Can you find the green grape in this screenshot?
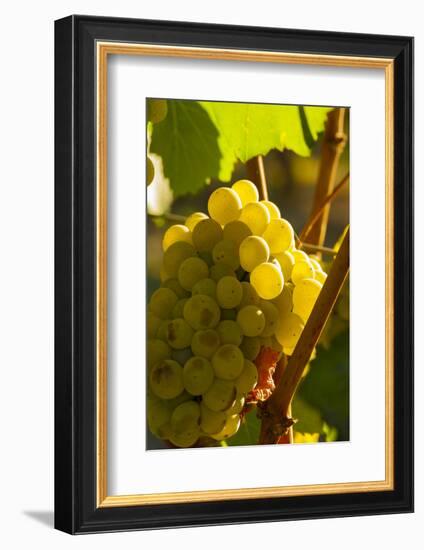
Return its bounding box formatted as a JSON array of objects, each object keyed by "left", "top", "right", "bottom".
[
  {"left": 220, "top": 308, "right": 237, "bottom": 320},
  {"left": 207, "top": 187, "right": 242, "bottom": 225},
  {"left": 183, "top": 356, "right": 214, "bottom": 395},
  {"left": 149, "top": 287, "right": 178, "bottom": 319},
  {"left": 210, "top": 414, "right": 241, "bottom": 441},
  {"left": 293, "top": 278, "right": 322, "bottom": 322},
  {"left": 216, "top": 276, "right": 243, "bottom": 309},
  {"left": 169, "top": 428, "right": 200, "bottom": 448},
  {"left": 222, "top": 220, "right": 252, "bottom": 248},
  {"left": 163, "top": 241, "right": 196, "bottom": 278},
  {"left": 202, "top": 378, "right": 236, "bottom": 412},
  {"left": 210, "top": 262, "right": 236, "bottom": 282},
  {"left": 156, "top": 319, "right": 170, "bottom": 342},
  {"left": 159, "top": 264, "right": 172, "bottom": 283},
  {"left": 231, "top": 179, "right": 259, "bottom": 206},
  {"left": 315, "top": 270, "right": 327, "bottom": 285},
  {"left": 171, "top": 298, "right": 188, "bottom": 319},
  {"left": 237, "top": 305, "right": 266, "bottom": 337},
  {"left": 147, "top": 156, "right": 155, "bottom": 186},
  {"left": 217, "top": 320, "right": 243, "bottom": 346},
  {"left": 163, "top": 278, "right": 190, "bottom": 299},
  {"left": 198, "top": 251, "right": 214, "bottom": 267},
  {"left": 250, "top": 262, "right": 284, "bottom": 300},
  {"left": 275, "top": 312, "right": 304, "bottom": 348},
  {"left": 170, "top": 401, "right": 201, "bottom": 448},
  {"left": 239, "top": 202, "right": 270, "bottom": 235},
  {"left": 239, "top": 235, "right": 270, "bottom": 272},
  {"left": 212, "top": 344, "right": 244, "bottom": 380},
  {"left": 309, "top": 257, "right": 323, "bottom": 272},
  {"left": 262, "top": 218, "right": 294, "bottom": 254},
  {"left": 227, "top": 393, "right": 245, "bottom": 415},
  {"left": 192, "top": 218, "right": 223, "bottom": 252},
  {"left": 291, "top": 260, "right": 315, "bottom": 285},
  {"left": 259, "top": 300, "right": 280, "bottom": 337},
  {"left": 162, "top": 224, "right": 192, "bottom": 251},
  {"left": 147, "top": 98, "right": 168, "bottom": 123},
  {"left": 291, "top": 249, "right": 310, "bottom": 263},
  {"left": 260, "top": 200, "right": 280, "bottom": 219},
  {"left": 212, "top": 239, "right": 240, "bottom": 270},
  {"left": 192, "top": 277, "right": 217, "bottom": 299},
  {"left": 272, "top": 284, "right": 293, "bottom": 318},
  {"left": 274, "top": 250, "right": 295, "bottom": 281},
  {"left": 149, "top": 359, "right": 184, "bottom": 399},
  {"left": 183, "top": 294, "right": 221, "bottom": 330},
  {"left": 147, "top": 339, "right": 171, "bottom": 371},
  {"left": 147, "top": 311, "right": 161, "bottom": 338},
  {"left": 147, "top": 396, "right": 172, "bottom": 438},
  {"left": 178, "top": 256, "right": 209, "bottom": 290},
  {"left": 185, "top": 211, "right": 208, "bottom": 232},
  {"left": 235, "top": 359, "right": 258, "bottom": 394},
  {"left": 171, "top": 347, "right": 192, "bottom": 365},
  {"left": 191, "top": 329, "right": 220, "bottom": 359},
  {"left": 200, "top": 402, "right": 226, "bottom": 434},
  {"left": 165, "top": 318, "right": 194, "bottom": 349},
  {"left": 240, "top": 336, "right": 261, "bottom": 361},
  {"left": 238, "top": 281, "right": 260, "bottom": 309}
]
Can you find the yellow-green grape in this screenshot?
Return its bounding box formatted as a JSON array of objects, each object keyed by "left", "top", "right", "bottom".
[
  {"left": 185, "top": 211, "right": 208, "bottom": 232},
  {"left": 147, "top": 311, "right": 161, "bottom": 338},
  {"left": 239, "top": 235, "right": 270, "bottom": 272},
  {"left": 239, "top": 202, "right": 270, "bottom": 235},
  {"left": 309, "top": 258, "right": 323, "bottom": 272},
  {"left": 217, "top": 320, "right": 243, "bottom": 346},
  {"left": 227, "top": 393, "right": 245, "bottom": 415},
  {"left": 250, "top": 262, "right": 284, "bottom": 300},
  {"left": 202, "top": 379, "right": 236, "bottom": 412},
  {"left": 291, "top": 260, "right": 315, "bottom": 285},
  {"left": 183, "top": 356, "right": 214, "bottom": 395},
  {"left": 207, "top": 187, "right": 242, "bottom": 226},
  {"left": 147, "top": 98, "right": 168, "bottom": 123},
  {"left": 178, "top": 256, "right": 209, "bottom": 291},
  {"left": 210, "top": 262, "right": 236, "bottom": 282},
  {"left": 212, "top": 239, "right": 240, "bottom": 270},
  {"left": 149, "top": 287, "right": 178, "bottom": 319},
  {"left": 274, "top": 250, "right": 295, "bottom": 281},
  {"left": 192, "top": 277, "right": 217, "bottom": 299},
  {"left": 149, "top": 359, "right": 184, "bottom": 400},
  {"left": 165, "top": 318, "right": 194, "bottom": 350},
  {"left": 198, "top": 250, "right": 214, "bottom": 266},
  {"left": 170, "top": 401, "right": 200, "bottom": 448},
  {"left": 192, "top": 218, "right": 223, "bottom": 252},
  {"left": 163, "top": 278, "right": 190, "bottom": 299},
  {"left": 156, "top": 319, "right": 170, "bottom": 342},
  {"left": 171, "top": 298, "right": 188, "bottom": 319},
  {"left": 200, "top": 402, "right": 226, "bottom": 434},
  {"left": 240, "top": 336, "right": 261, "bottom": 361},
  {"left": 231, "top": 179, "right": 259, "bottom": 206},
  {"left": 162, "top": 224, "right": 192, "bottom": 251},
  {"left": 272, "top": 284, "right": 293, "bottom": 318},
  {"left": 159, "top": 264, "right": 172, "bottom": 283},
  {"left": 315, "top": 270, "right": 327, "bottom": 285},
  {"left": 183, "top": 295, "right": 221, "bottom": 330},
  {"left": 259, "top": 300, "right": 280, "bottom": 337},
  {"left": 293, "top": 278, "right": 323, "bottom": 322},
  {"left": 238, "top": 281, "right": 260, "bottom": 309},
  {"left": 221, "top": 308, "right": 237, "bottom": 320},
  {"left": 163, "top": 241, "right": 196, "bottom": 278},
  {"left": 237, "top": 305, "right": 266, "bottom": 337},
  {"left": 147, "top": 156, "right": 155, "bottom": 186},
  {"left": 260, "top": 200, "right": 280, "bottom": 219},
  {"left": 275, "top": 312, "right": 304, "bottom": 348},
  {"left": 210, "top": 414, "right": 241, "bottom": 441},
  {"left": 235, "top": 359, "right": 258, "bottom": 394},
  {"left": 171, "top": 347, "right": 192, "bottom": 365},
  {"left": 222, "top": 220, "right": 252, "bottom": 248},
  {"left": 212, "top": 344, "right": 244, "bottom": 380},
  {"left": 292, "top": 249, "right": 310, "bottom": 263},
  {"left": 169, "top": 428, "right": 200, "bottom": 448},
  {"left": 147, "top": 339, "right": 171, "bottom": 371},
  {"left": 216, "top": 276, "right": 243, "bottom": 309},
  {"left": 147, "top": 396, "right": 172, "bottom": 438},
  {"left": 262, "top": 218, "right": 294, "bottom": 254},
  {"left": 191, "top": 329, "right": 220, "bottom": 359}
]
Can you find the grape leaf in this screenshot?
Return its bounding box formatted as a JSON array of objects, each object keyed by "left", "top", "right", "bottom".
[
  {"left": 292, "top": 395, "right": 323, "bottom": 435},
  {"left": 201, "top": 102, "right": 333, "bottom": 163},
  {"left": 150, "top": 100, "right": 236, "bottom": 197},
  {"left": 227, "top": 410, "right": 261, "bottom": 446}
]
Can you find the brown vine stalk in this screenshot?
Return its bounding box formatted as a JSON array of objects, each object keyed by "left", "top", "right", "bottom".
[{"left": 246, "top": 155, "right": 268, "bottom": 200}]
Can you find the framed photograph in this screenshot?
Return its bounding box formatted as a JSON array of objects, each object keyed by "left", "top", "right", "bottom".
[{"left": 54, "top": 15, "right": 413, "bottom": 534}]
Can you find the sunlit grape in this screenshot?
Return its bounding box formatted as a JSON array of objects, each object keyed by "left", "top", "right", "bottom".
[
  {"left": 260, "top": 200, "right": 280, "bottom": 219},
  {"left": 162, "top": 224, "right": 192, "bottom": 251},
  {"left": 192, "top": 218, "right": 223, "bottom": 252},
  {"left": 185, "top": 212, "right": 208, "bottom": 232},
  {"left": 208, "top": 187, "right": 242, "bottom": 225},
  {"left": 237, "top": 305, "right": 266, "bottom": 337},
  {"left": 239, "top": 235, "right": 270, "bottom": 272},
  {"left": 262, "top": 218, "right": 294, "bottom": 254},
  {"left": 250, "top": 262, "right": 284, "bottom": 300},
  {"left": 239, "top": 202, "right": 270, "bottom": 235},
  {"left": 231, "top": 179, "right": 259, "bottom": 206}
]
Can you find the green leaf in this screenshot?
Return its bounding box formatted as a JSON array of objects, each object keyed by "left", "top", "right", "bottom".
[
  {"left": 227, "top": 409, "right": 261, "bottom": 446},
  {"left": 201, "top": 102, "right": 332, "bottom": 163},
  {"left": 150, "top": 100, "right": 236, "bottom": 197},
  {"left": 292, "top": 395, "right": 323, "bottom": 435}
]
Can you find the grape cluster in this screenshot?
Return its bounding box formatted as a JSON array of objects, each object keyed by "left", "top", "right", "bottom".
[{"left": 147, "top": 179, "right": 328, "bottom": 447}]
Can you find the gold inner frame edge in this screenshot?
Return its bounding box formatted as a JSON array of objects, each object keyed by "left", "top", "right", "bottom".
[{"left": 96, "top": 42, "right": 395, "bottom": 508}]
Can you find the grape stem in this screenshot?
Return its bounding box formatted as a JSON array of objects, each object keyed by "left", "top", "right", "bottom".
[
  {"left": 246, "top": 155, "right": 269, "bottom": 201},
  {"left": 259, "top": 227, "right": 350, "bottom": 445}
]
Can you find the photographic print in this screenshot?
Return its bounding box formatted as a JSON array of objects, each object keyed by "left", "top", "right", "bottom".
[{"left": 146, "top": 98, "right": 350, "bottom": 450}]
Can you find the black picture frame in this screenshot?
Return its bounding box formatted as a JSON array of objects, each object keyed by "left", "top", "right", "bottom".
[{"left": 55, "top": 15, "right": 414, "bottom": 534}]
